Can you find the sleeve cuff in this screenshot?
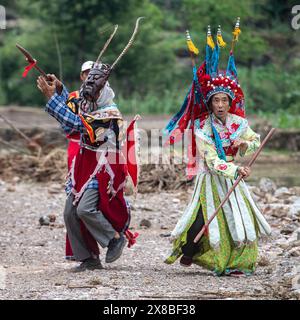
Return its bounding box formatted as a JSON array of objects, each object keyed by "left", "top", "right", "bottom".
[
  {"left": 46, "top": 92, "right": 61, "bottom": 106},
  {"left": 46, "top": 85, "right": 69, "bottom": 104},
  {"left": 234, "top": 167, "right": 239, "bottom": 179},
  {"left": 60, "top": 85, "right": 69, "bottom": 101},
  {"left": 239, "top": 141, "right": 249, "bottom": 157}
]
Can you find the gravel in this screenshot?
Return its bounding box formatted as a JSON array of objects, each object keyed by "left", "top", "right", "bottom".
[{"left": 0, "top": 181, "right": 299, "bottom": 300}]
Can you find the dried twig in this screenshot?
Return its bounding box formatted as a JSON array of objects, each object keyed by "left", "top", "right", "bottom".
[
  {"left": 0, "top": 112, "right": 42, "bottom": 157},
  {"left": 67, "top": 284, "right": 97, "bottom": 289},
  {"left": 140, "top": 290, "right": 272, "bottom": 299},
  {"left": 0, "top": 137, "right": 30, "bottom": 154}
]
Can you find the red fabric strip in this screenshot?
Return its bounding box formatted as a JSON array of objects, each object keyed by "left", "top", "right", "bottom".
[{"left": 22, "top": 60, "right": 37, "bottom": 78}]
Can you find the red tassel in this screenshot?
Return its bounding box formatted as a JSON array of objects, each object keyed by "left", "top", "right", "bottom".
[
  {"left": 124, "top": 229, "right": 139, "bottom": 248},
  {"left": 22, "top": 60, "right": 37, "bottom": 77}
]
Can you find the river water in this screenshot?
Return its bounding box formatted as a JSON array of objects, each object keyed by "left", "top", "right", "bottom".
[{"left": 248, "top": 162, "right": 300, "bottom": 187}]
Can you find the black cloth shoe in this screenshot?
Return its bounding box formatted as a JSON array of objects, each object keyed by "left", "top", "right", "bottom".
[
  {"left": 71, "top": 257, "right": 103, "bottom": 273},
  {"left": 180, "top": 255, "right": 193, "bottom": 267},
  {"left": 105, "top": 234, "right": 126, "bottom": 263}
]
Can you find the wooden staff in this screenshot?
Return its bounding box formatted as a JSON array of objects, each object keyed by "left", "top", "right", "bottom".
[{"left": 193, "top": 127, "right": 276, "bottom": 243}]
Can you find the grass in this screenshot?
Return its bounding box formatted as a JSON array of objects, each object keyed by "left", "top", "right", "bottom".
[
  {"left": 253, "top": 110, "right": 300, "bottom": 129},
  {"left": 115, "top": 89, "right": 187, "bottom": 115}
]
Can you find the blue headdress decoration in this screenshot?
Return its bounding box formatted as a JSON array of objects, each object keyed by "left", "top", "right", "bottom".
[{"left": 164, "top": 18, "right": 245, "bottom": 162}]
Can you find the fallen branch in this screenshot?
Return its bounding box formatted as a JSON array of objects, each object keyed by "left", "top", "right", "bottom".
[
  {"left": 0, "top": 137, "right": 30, "bottom": 155},
  {"left": 0, "top": 112, "right": 42, "bottom": 157},
  {"left": 140, "top": 290, "right": 271, "bottom": 299},
  {"left": 67, "top": 284, "right": 97, "bottom": 289}
]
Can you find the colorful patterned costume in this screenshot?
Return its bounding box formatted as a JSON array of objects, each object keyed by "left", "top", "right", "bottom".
[
  {"left": 164, "top": 20, "right": 271, "bottom": 275},
  {"left": 18, "top": 18, "right": 142, "bottom": 268},
  {"left": 64, "top": 90, "right": 99, "bottom": 260},
  {"left": 45, "top": 84, "right": 139, "bottom": 261}
]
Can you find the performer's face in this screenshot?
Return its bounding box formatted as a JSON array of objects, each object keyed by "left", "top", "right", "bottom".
[
  {"left": 210, "top": 93, "right": 230, "bottom": 123},
  {"left": 81, "top": 64, "right": 111, "bottom": 102},
  {"left": 80, "top": 69, "right": 90, "bottom": 82}
]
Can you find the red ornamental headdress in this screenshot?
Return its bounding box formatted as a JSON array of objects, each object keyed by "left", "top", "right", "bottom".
[{"left": 164, "top": 18, "right": 245, "bottom": 178}]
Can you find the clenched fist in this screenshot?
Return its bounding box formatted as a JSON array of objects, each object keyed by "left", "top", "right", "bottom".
[{"left": 237, "top": 166, "right": 251, "bottom": 179}]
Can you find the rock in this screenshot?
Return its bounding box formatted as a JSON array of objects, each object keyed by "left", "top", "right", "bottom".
[
  {"left": 274, "top": 187, "right": 292, "bottom": 199},
  {"left": 258, "top": 256, "right": 270, "bottom": 266},
  {"left": 160, "top": 225, "right": 168, "bottom": 230},
  {"left": 47, "top": 183, "right": 62, "bottom": 194},
  {"left": 266, "top": 267, "right": 274, "bottom": 274},
  {"left": 139, "top": 219, "right": 151, "bottom": 228},
  {"left": 251, "top": 193, "right": 260, "bottom": 202},
  {"left": 278, "top": 243, "right": 289, "bottom": 250},
  {"left": 298, "top": 231, "right": 300, "bottom": 241},
  {"left": 283, "top": 199, "right": 290, "bottom": 205},
  {"left": 172, "top": 198, "right": 180, "bottom": 203},
  {"left": 292, "top": 289, "right": 300, "bottom": 300},
  {"left": 39, "top": 215, "right": 50, "bottom": 226},
  {"left": 89, "top": 277, "right": 102, "bottom": 286},
  {"left": 48, "top": 214, "right": 56, "bottom": 223},
  {"left": 39, "top": 214, "right": 57, "bottom": 226},
  {"left": 264, "top": 193, "right": 278, "bottom": 204},
  {"left": 160, "top": 233, "right": 171, "bottom": 237},
  {"left": 6, "top": 186, "right": 16, "bottom": 192},
  {"left": 289, "top": 247, "right": 300, "bottom": 257},
  {"left": 290, "top": 186, "right": 300, "bottom": 196},
  {"left": 254, "top": 288, "right": 263, "bottom": 294},
  {"left": 280, "top": 225, "right": 295, "bottom": 235},
  {"left": 34, "top": 241, "right": 46, "bottom": 247},
  {"left": 264, "top": 204, "right": 289, "bottom": 218},
  {"left": 259, "top": 178, "right": 277, "bottom": 194},
  {"left": 286, "top": 197, "right": 300, "bottom": 217},
  {"left": 285, "top": 240, "right": 300, "bottom": 251},
  {"left": 12, "top": 176, "right": 21, "bottom": 184},
  {"left": 248, "top": 185, "right": 260, "bottom": 194},
  {"left": 138, "top": 205, "right": 154, "bottom": 212}
]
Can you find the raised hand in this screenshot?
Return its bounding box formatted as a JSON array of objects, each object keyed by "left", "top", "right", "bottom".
[
  {"left": 232, "top": 139, "right": 248, "bottom": 154},
  {"left": 37, "top": 74, "right": 62, "bottom": 99}
]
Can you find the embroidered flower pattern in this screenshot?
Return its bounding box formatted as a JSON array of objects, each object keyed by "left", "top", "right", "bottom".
[
  {"left": 230, "top": 123, "right": 240, "bottom": 131},
  {"left": 217, "top": 164, "right": 228, "bottom": 171}
]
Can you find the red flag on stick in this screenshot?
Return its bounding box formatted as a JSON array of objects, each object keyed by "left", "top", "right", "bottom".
[{"left": 123, "top": 115, "right": 141, "bottom": 190}]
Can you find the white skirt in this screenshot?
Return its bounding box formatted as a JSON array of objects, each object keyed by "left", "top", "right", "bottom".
[{"left": 171, "top": 173, "right": 272, "bottom": 248}]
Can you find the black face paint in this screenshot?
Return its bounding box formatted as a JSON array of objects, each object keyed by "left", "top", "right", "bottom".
[{"left": 81, "top": 63, "right": 111, "bottom": 102}]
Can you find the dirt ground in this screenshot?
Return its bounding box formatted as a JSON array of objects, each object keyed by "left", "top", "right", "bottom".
[
  {"left": 0, "top": 179, "right": 299, "bottom": 300},
  {"left": 0, "top": 108, "right": 299, "bottom": 300}
]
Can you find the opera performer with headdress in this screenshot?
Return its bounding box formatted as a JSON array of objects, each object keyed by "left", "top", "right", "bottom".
[{"left": 164, "top": 19, "right": 271, "bottom": 276}]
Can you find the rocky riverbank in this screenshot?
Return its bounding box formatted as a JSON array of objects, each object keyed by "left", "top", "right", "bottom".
[{"left": 0, "top": 176, "right": 299, "bottom": 300}]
